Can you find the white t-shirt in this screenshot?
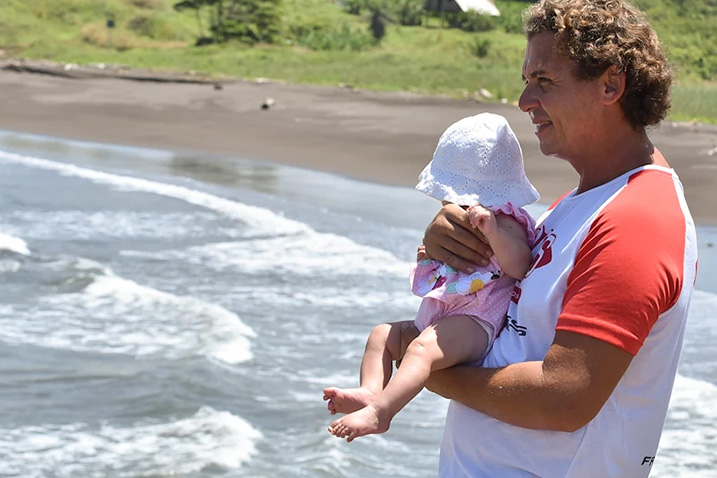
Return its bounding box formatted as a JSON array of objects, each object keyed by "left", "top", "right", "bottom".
[{"left": 439, "top": 166, "right": 698, "bottom": 478}]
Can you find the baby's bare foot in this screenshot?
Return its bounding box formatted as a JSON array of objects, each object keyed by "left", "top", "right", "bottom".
[
  {"left": 327, "top": 404, "right": 391, "bottom": 442},
  {"left": 323, "top": 387, "right": 376, "bottom": 415}
]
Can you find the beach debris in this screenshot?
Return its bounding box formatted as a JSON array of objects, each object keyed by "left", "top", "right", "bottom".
[
  {"left": 214, "top": 83, "right": 223, "bottom": 90},
  {"left": 63, "top": 63, "right": 78, "bottom": 71},
  {"left": 501, "top": 98, "right": 508, "bottom": 104},
  {"left": 468, "top": 88, "right": 496, "bottom": 102},
  {"left": 671, "top": 118, "right": 704, "bottom": 129},
  {"left": 254, "top": 77, "right": 270, "bottom": 84},
  {"left": 261, "top": 97, "right": 275, "bottom": 110}
]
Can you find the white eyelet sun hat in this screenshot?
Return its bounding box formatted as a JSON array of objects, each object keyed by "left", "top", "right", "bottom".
[{"left": 416, "top": 113, "right": 540, "bottom": 209}]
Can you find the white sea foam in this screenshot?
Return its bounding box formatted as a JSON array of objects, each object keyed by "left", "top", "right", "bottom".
[
  {"left": 0, "top": 407, "right": 261, "bottom": 477},
  {"left": 2, "top": 210, "right": 244, "bottom": 240},
  {"left": 654, "top": 374, "right": 717, "bottom": 476},
  {"left": 286, "top": 290, "right": 421, "bottom": 308},
  {"left": 635, "top": 292, "right": 717, "bottom": 476},
  {"left": 0, "top": 150, "right": 308, "bottom": 236},
  {"left": 0, "top": 231, "right": 30, "bottom": 255},
  {"left": 688, "top": 290, "right": 717, "bottom": 327},
  {"left": 0, "top": 258, "right": 21, "bottom": 274},
  {"left": 223, "top": 286, "right": 421, "bottom": 310},
  {"left": 154, "top": 232, "right": 412, "bottom": 278},
  {"left": 0, "top": 273, "right": 255, "bottom": 364}
]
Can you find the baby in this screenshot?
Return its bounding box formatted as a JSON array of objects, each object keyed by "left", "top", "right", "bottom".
[{"left": 324, "top": 113, "right": 539, "bottom": 442}]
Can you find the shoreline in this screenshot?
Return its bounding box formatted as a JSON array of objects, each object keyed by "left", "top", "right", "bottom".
[{"left": 1, "top": 65, "right": 716, "bottom": 224}]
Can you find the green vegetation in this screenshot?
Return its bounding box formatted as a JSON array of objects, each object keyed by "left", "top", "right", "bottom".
[
  {"left": 173, "top": 0, "right": 282, "bottom": 45},
  {"left": 635, "top": 0, "right": 717, "bottom": 82},
  {"left": 0, "top": 0, "right": 715, "bottom": 123}
]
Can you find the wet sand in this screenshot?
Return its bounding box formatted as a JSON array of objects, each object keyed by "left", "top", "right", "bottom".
[{"left": 0, "top": 68, "right": 715, "bottom": 223}]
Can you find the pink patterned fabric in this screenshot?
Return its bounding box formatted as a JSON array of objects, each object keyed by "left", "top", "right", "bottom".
[{"left": 410, "top": 203, "right": 536, "bottom": 343}]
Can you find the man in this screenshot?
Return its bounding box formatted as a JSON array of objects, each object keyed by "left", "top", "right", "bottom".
[{"left": 421, "top": 1, "right": 698, "bottom": 476}]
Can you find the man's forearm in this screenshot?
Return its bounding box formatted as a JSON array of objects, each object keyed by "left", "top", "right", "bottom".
[
  {"left": 427, "top": 362, "right": 577, "bottom": 431},
  {"left": 427, "top": 332, "right": 634, "bottom": 432}
]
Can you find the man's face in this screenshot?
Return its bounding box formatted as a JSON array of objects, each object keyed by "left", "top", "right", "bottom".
[{"left": 518, "top": 32, "right": 603, "bottom": 161}]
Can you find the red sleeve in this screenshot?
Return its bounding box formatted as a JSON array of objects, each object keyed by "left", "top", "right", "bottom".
[{"left": 555, "top": 171, "right": 686, "bottom": 355}]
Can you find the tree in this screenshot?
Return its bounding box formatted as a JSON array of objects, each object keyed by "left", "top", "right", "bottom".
[
  {"left": 343, "top": 0, "right": 364, "bottom": 15},
  {"left": 174, "top": 0, "right": 281, "bottom": 45},
  {"left": 389, "top": 0, "right": 424, "bottom": 26},
  {"left": 174, "top": 0, "right": 210, "bottom": 41}
]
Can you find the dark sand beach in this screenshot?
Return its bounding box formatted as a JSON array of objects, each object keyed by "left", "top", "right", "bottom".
[{"left": 1, "top": 66, "right": 716, "bottom": 223}]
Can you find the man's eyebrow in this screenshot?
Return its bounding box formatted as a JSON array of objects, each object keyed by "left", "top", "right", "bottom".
[{"left": 522, "top": 69, "right": 549, "bottom": 81}]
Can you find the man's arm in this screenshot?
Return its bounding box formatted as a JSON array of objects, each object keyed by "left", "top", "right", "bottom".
[
  {"left": 423, "top": 204, "right": 493, "bottom": 272},
  {"left": 425, "top": 330, "right": 633, "bottom": 432}
]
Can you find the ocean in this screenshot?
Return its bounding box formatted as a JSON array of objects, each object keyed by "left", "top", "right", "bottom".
[{"left": 0, "top": 130, "right": 715, "bottom": 477}]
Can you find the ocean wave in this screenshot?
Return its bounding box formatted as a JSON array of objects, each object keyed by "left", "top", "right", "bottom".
[
  {"left": 654, "top": 374, "right": 717, "bottom": 476},
  {"left": 141, "top": 232, "right": 412, "bottom": 279},
  {"left": 0, "top": 406, "right": 261, "bottom": 477},
  {"left": 223, "top": 286, "right": 421, "bottom": 310},
  {"left": 0, "top": 150, "right": 308, "bottom": 236},
  {"left": 0, "top": 231, "right": 31, "bottom": 255},
  {"left": 290, "top": 290, "right": 420, "bottom": 308},
  {"left": 0, "top": 273, "right": 255, "bottom": 364},
  {"left": 1, "top": 210, "right": 246, "bottom": 241},
  {"left": 692, "top": 289, "right": 717, "bottom": 302}
]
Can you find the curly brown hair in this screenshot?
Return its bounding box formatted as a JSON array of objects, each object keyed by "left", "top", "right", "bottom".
[{"left": 523, "top": 0, "right": 672, "bottom": 129}]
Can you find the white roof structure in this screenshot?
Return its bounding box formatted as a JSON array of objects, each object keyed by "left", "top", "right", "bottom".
[{"left": 455, "top": 0, "right": 501, "bottom": 16}]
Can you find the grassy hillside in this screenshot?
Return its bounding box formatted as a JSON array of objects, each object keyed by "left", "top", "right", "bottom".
[{"left": 0, "top": 0, "right": 715, "bottom": 123}]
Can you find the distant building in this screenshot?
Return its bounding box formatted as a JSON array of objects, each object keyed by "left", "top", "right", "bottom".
[{"left": 425, "top": 0, "right": 501, "bottom": 16}]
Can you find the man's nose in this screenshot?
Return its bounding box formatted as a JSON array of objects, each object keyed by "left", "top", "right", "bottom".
[{"left": 518, "top": 86, "right": 536, "bottom": 113}]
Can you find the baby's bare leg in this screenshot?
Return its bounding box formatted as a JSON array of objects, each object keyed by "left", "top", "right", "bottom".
[
  {"left": 329, "top": 315, "right": 489, "bottom": 441},
  {"left": 323, "top": 320, "right": 415, "bottom": 415}
]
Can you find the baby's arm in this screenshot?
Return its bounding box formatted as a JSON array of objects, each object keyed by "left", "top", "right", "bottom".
[{"left": 467, "top": 205, "right": 531, "bottom": 279}]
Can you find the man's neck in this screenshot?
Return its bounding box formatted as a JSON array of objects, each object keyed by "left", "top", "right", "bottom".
[{"left": 573, "top": 127, "right": 660, "bottom": 194}]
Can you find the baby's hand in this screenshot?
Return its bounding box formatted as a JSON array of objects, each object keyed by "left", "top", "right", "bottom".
[
  {"left": 417, "top": 244, "right": 429, "bottom": 261},
  {"left": 467, "top": 204, "right": 498, "bottom": 238}
]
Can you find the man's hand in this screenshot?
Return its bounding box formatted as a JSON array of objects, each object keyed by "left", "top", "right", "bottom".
[{"left": 423, "top": 204, "right": 493, "bottom": 272}]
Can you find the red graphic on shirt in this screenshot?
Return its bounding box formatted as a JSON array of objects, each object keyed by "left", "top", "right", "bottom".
[
  {"left": 524, "top": 227, "right": 556, "bottom": 279},
  {"left": 532, "top": 224, "right": 549, "bottom": 246},
  {"left": 510, "top": 285, "right": 522, "bottom": 304}
]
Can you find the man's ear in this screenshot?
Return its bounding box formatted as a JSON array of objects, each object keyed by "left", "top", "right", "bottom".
[{"left": 602, "top": 65, "right": 626, "bottom": 105}]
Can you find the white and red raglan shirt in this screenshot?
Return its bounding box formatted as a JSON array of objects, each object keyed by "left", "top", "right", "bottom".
[{"left": 438, "top": 166, "right": 698, "bottom": 478}]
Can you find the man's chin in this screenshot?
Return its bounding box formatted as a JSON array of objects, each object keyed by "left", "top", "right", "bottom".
[{"left": 538, "top": 143, "right": 556, "bottom": 156}]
